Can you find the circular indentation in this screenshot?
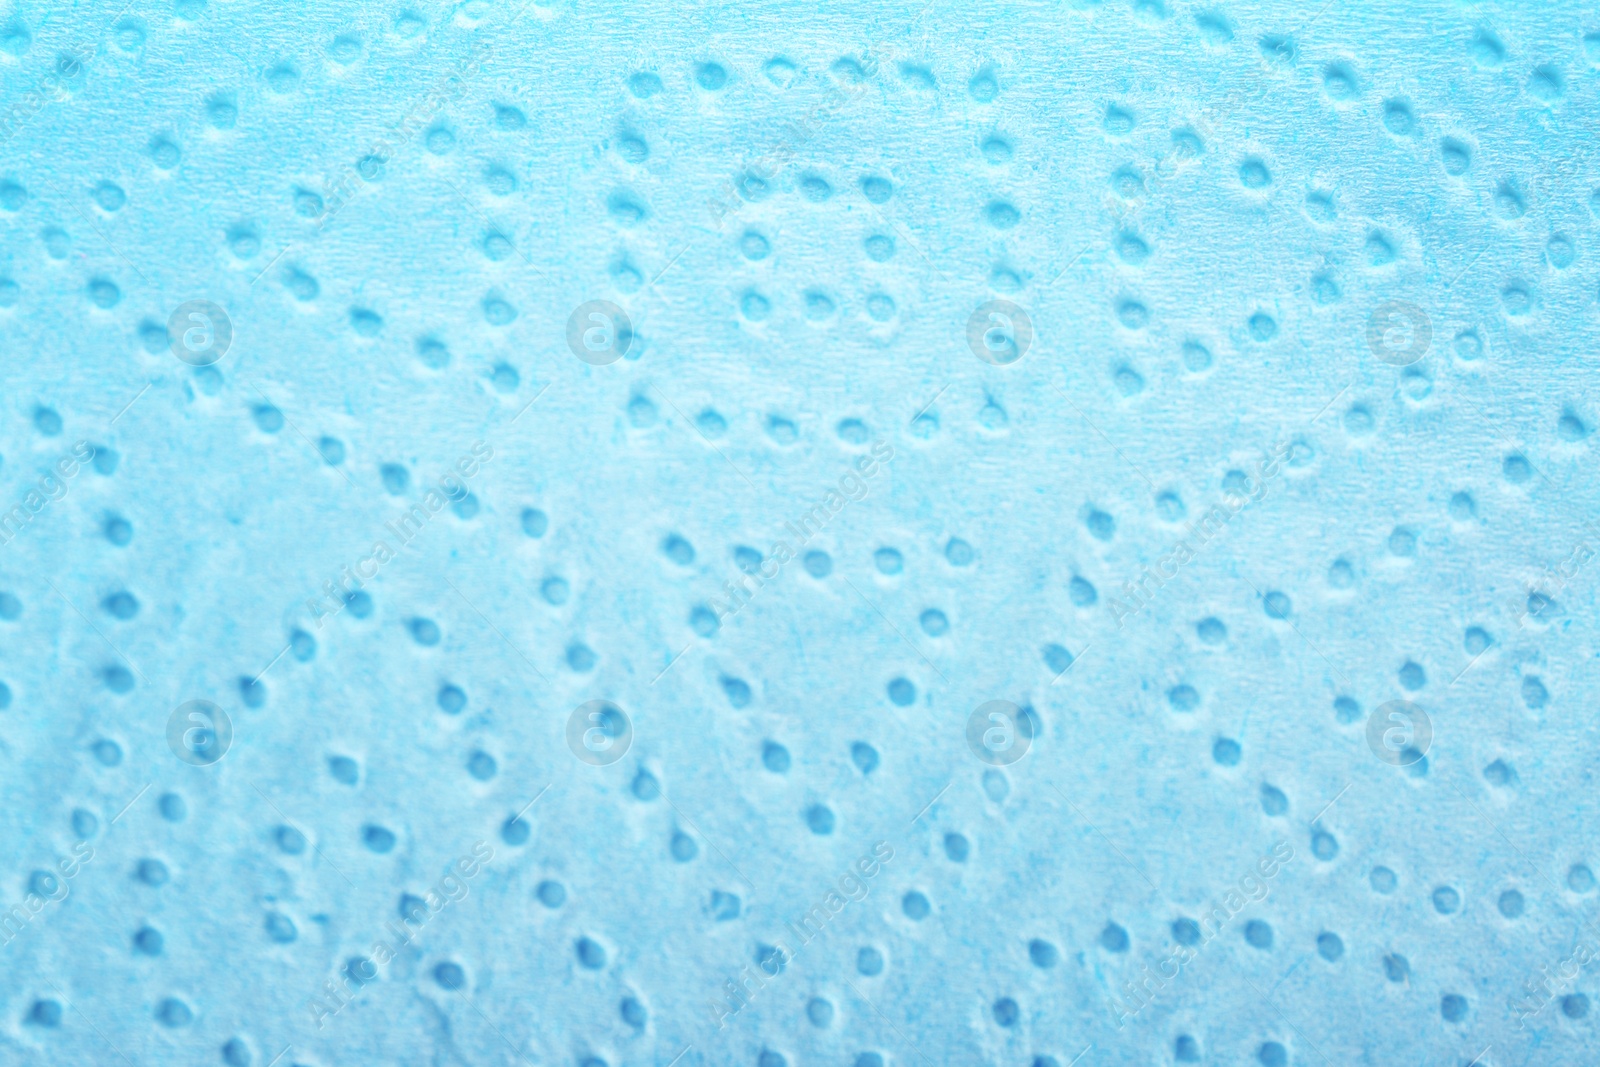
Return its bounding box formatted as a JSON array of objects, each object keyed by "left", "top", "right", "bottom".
[
  {"left": 149, "top": 137, "right": 180, "bottom": 169},
  {"left": 761, "top": 741, "right": 790, "bottom": 773},
  {"left": 979, "top": 135, "right": 1014, "bottom": 165},
  {"left": 135, "top": 857, "right": 169, "bottom": 885},
  {"left": 361, "top": 824, "right": 396, "bottom": 852},
  {"left": 966, "top": 700, "right": 1036, "bottom": 766},
  {"left": 985, "top": 200, "right": 1020, "bottom": 229},
  {"left": 1100, "top": 921, "right": 1130, "bottom": 952},
  {"left": 1260, "top": 784, "right": 1288, "bottom": 815},
  {"left": 740, "top": 230, "right": 769, "bottom": 260},
  {"left": 967, "top": 299, "right": 1032, "bottom": 365},
  {"left": 1500, "top": 284, "right": 1532, "bottom": 316},
  {"left": 628, "top": 71, "right": 662, "bottom": 98},
  {"left": 566, "top": 300, "right": 632, "bottom": 365},
  {"left": 436, "top": 683, "right": 467, "bottom": 715},
  {"left": 1463, "top": 625, "right": 1490, "bottom": 654},
  {"left": 263, "top": 911, "right": 297, "bottom": 944},
  {"left": 1431, "top": 885, "right": 1461, "bottom": 914},
  {"left": 275, "top": 825, "right": 306, "bottom": 854},
  {"left": 166, "top": 699, "right": 231, "bottom": 765},
  {"left": 88, "top": 278, "right": 122, "bottom": 309},
  {"left": 432, "top": 960, "right": 466, "bottom": 990},
  {"left": 566, "top": 700, "right": 632, "bottom": 765},
  {"left": 1497, "top": 888, "right": 1524, "bottom": 918},
  {"left": 1115, "top": 232, "right": 1150, "bottom": 265},
  {"left": 575, "top": 936, "right": 607, "bottom": 968},
  {"left": 763, "top": 57, "right": 797, "bottom": 86},
  {"left": 1247, "top": 311, "right": 1277, "bottom": 342},
  {"left": 1322, "top": 62, "right": 1358, "bottom": 100},
  {"left": 1470, "top": 29, "right": 1504, "bottom": 67},
  {"left": 425, "top": 125, "right": 454, "bottom": 153},
  {"left": 1238, "top": 158, "right": 1271, "bottom": 188},
  {"left": 804, "top": 803, "right": 835, "bottom": 835},
  {"left": 695, "top": 62, "right": 728, "bottom": 91},
  {"left": 802, "top": 289, "right": 836, "bottom": 321},
  {"left": 167, "top": 300, "right": 232, "bottom": 366},
  {"left": 133, "top": 923, "right": 165, "bottom": 955},
  {"left": 1365, "top": 699, "right": 1431, "bottom": 766},
  {"left": 1365, "top": 300, "right": 1431, "bottom": 365},
  {"left": 740, "top": 291, "right": 771, "bottom": 321},
  {"left": 851, "top": 742, "right": 879, "bottom": 775},
  {"left": 887, "top": 677, "right": 916, "bottom": 706},
  {"left": 1111, "top": 299, "right": 1147, "bottom": 330},
  {"left": 1167, "top": 684, "right": 1199, "bottom": 712},
  {"left": 803, "top": 550, "right": 832, "bottom": 578},
  {"left": 661, "top": 533, "right": 695, "bottom": 565},
  {"left": 1569, "top": 864, "right": 1596, "bottom": 893},
  {"left": 616, "top": 133, "right": 648, "bottom": 164},
  {"left": 1542, "top": 235, "right": 1568, "bottom": 271},
  {"left": 1382, "top": 99, "right": 1415, "bottom": 135},
  {"left": 92, "top": 181, "right": 126, "bottom": 213},
  {"left": 800, "top": 175, "right": 834, "bottom": 203},
  {"left": 154, "top": 997, "right": 192, "bottom": 1027}
]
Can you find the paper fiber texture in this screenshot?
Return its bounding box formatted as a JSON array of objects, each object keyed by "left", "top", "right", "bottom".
[{"left": 1, "top": 1, "right": 1597, "bottom": 1065}]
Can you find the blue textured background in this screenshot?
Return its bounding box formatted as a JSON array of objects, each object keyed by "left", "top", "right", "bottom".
[{"left": 2, "top": 1, "right": 1598, "bottom": 1065}]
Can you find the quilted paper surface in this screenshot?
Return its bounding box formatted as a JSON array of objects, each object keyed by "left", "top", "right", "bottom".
[{"left": 1, "top": 1, "right": 1598, "bottom": 1066}]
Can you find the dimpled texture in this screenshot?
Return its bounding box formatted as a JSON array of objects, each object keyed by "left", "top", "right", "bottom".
[{"left": 1, "top": 1, "right": 1598, "bottom": 1066}]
